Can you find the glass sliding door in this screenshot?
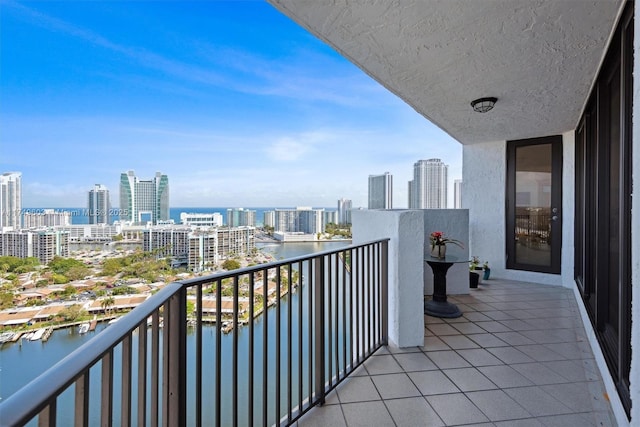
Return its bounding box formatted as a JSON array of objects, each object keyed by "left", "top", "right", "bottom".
[
  {"left": 574, "top": 3, "right": 633, "bottom": 414},
  {"left": 506, "top": 136, "right": 562, "bottom": 274}
]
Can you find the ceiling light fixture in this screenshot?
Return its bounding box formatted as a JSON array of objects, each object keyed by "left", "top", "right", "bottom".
[{"left": 470, "top": 97, "right": 497, "bottom": 113}]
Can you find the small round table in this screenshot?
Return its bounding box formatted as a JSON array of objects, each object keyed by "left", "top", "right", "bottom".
[{"left": 424, "top": 255, "right": 467, "bottom": 318}]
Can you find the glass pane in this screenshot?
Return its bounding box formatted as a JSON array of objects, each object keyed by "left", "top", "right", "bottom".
[
  {"left": 607, "top": 65, "right": 620, "bottom": 334},
  {"left": 514, "top": 144, "right": 552, "bottom": 266}
]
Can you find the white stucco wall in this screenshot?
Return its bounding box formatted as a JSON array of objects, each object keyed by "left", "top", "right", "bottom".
[
  {"left": 351, "top": 209, "right": 425, "bottom": 348},
  {"left": 462, "top": 141, "right": 506, "bottom": 279},
  {"left": 463, "top": 136, "right": 576, "bottom": 287},
  {"left": 352, "top": 209, "right": 469, "bottom": 348}
]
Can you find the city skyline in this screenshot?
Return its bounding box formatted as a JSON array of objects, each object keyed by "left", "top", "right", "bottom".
[{"left": 1, "top": 2, "right": 461, "bottom": 209}]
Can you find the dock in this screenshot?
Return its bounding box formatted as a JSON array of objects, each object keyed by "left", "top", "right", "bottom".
[{"left": 42, "top": 327, "right": 53, "bottom": 341}]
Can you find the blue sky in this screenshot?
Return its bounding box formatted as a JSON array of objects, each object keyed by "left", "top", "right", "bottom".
[{"left": 1, "top": 0, "right": 461, "bottom": 209}]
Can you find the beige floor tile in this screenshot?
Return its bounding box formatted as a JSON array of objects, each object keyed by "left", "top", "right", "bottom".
[
  {"left": 370, "top": 373, "right": 421, "bottom": 399},
  {"left": 363, "top": 354, "right": 403, "bottom": 375},
  {"left": 336, "top": 376, "right": 381, "bottom": 403},
  {"left": 408, "top": 370, "right": 459, "bottom": 395},
  {"left": 426, "top": 393, "right": 490, "bottom": 425},
  {"left": 384, "top": 397, "right": 444, "bottom": 427},
  {"left": 341, "top": 401, "right": 395, "bottom": 427},
  {"left": 393, "top": 351, "right": 438, "bottom": 372}
]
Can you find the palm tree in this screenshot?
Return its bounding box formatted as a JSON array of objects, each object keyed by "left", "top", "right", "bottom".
[{"left": 101, "top": 296, "right": 115, "bottom": 316}]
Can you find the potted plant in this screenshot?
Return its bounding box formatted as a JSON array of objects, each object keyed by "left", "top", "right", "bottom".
[
  {"left": 469, "top": 256, "right": 482, "bottom": 288},
  {"left": 483, "top": 261, "right": 491, "bottom": 280},
  {"left": 429, "top": 231, "right": 464, "bottom": 259}
]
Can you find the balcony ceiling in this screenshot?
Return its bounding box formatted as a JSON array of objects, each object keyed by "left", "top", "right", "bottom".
[{"left": 268, "top": 0, "right": 623, "bottom": 144}]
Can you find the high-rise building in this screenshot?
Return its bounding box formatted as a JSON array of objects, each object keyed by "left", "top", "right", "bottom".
[
  {"left": 454, "top": 179, "right": 463, "bottom": 209},
  {"left": 274, "top": 207, "right": 324, "bottom": 234},
  {"left": 119, "top": 171, "right": 169, "bottom": 225},
  {"left": 0, "top": 172, "right": 21, "bottom": 230},
  {"left": 337, "top": 198, "right": 352, "bottom": 225},
  {"left": 368, "top": 172, "right": 393, "bottom": 209},
  {"left": 226, "top": 208, "right": 256, "bottom": 227},
  {"left": 407, "top": 180, "right": 415, "bottom": 209},
  {"left": 0, "top": 229, "right": 69, "bottom": 264},
  {"left": 263, "top": 211, "right": 275, "bottom": 228},
  {"left": 142, "top": 225, "right": 255, "bottom": 272},
  {"left": 408, "top": 159, "right": 448, "bottom": 209},
  {"left": 23, "top": 209, "right": 72, "bottom": 228},
  {"left": 88, "top": 184, "right": 112, "bottom": 225},
  {"left": 323, "top": 210, "right": 338, "bottom": 226}
]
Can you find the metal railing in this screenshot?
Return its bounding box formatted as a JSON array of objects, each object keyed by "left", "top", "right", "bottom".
[
  {"left": 0, "top": 239, "right": 388, "bottom": 426},
  {"left": 515, "top": 210, "right": 551, "bottom": 246}
]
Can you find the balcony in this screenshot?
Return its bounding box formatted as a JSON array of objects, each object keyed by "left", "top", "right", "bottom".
[
  {"left": 0, "top": 240, "right": 617, "bottom": 426},
  {"left": 297, "top": 279, "right": 616, "bottom": 426}
]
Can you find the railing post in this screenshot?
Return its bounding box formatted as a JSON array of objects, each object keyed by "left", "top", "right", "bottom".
[
  {"left": 381, "top": 240, "right": 388, "bottom": 345},
  {"left": 314, "top": 256, "right": 325, "bottom": 405},
  {"left": 164, "top": 288, "right": 187, "bottom": 427}
]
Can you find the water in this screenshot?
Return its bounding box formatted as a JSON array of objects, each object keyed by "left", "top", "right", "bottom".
[
  {"left": 31, "top": 207, "right": 334, "bottom": 227},
  {"left": 0, "top": 241, "right": 351, "bottom": 425}
]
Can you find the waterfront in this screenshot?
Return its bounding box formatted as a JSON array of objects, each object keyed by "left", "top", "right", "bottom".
[
  {"left": 30, "top": 206, "right": 335, "bottom": 227},
  {"left": 0, "top": 241, "right": 350, "bottom": 425}
]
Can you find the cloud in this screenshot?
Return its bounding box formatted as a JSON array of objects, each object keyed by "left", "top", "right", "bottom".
[{"left": 266, "top": 136, "right": 312, "bottom": 162}]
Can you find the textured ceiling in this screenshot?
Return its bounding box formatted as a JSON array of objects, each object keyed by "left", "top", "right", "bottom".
[{"left": 268, "top": 0, "right": 623, "bottom": 144}]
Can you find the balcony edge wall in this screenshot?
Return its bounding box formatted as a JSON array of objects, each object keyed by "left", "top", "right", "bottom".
[{"left": 352, "top": 209, "right": 424, "bottom": 347}]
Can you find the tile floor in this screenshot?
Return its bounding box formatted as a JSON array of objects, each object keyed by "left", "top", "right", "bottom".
[{"left": 296, "top": 279, "right": 617, "bottom": 427}]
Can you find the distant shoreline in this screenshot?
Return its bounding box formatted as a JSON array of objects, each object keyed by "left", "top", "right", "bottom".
[{"left": 20, "top": 206, "right": 339, "bottom": 227}]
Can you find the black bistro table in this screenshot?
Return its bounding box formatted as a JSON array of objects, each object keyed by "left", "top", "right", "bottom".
[{"left": 424, "top": 255, "right": 468, "bottom": 318}]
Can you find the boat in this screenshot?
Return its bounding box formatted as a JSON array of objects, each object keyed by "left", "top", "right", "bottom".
[
  {"left": 0, "top": 332, "right": 14, "bottom": 344},
  {"left": 146, "top": 316, "right": 163, "bottom": 328},
  {"left": 78, "top": 323, "right": 90, "bottom": 334},
  {"left": 221, "top": 321, "right": 233, "bottom": 334},
  {"left": 30, "top": 328, "right": 46, "bottom": 341}
]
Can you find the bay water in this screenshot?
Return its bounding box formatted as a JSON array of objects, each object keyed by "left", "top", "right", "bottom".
[{"left": 0, "top": 241, "right": 350, "bottom": 425}]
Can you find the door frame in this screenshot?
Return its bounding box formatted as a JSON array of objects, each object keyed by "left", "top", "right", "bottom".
[{"left": 505, "top": 135, "right": 563, "bottom": 274}]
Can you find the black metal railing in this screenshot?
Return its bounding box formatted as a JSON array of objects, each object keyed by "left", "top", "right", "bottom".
[
  {"left": 515, "top": 210, "right": 551, "bottom": 246},
  {"left": 0, "top": 239, "right": 388, "bottom": 426}
]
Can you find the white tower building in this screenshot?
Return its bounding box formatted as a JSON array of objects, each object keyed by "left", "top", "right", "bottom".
[
  {"left": 409, "top": 159, "right": 448, "bottom": 209},
  {"left": 337, "top": 198, "right": 352, "bottom": 225},
  {"left": 0, "top": 172, "right": 22, "bottom": 230},
  {"left": 88, "top": 184, "right": 112, "bottom": 224}
]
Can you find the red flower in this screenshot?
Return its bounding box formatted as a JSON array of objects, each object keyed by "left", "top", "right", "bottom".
[{"left": 429, "top": 231, "right": 463, "bottom": 249}]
